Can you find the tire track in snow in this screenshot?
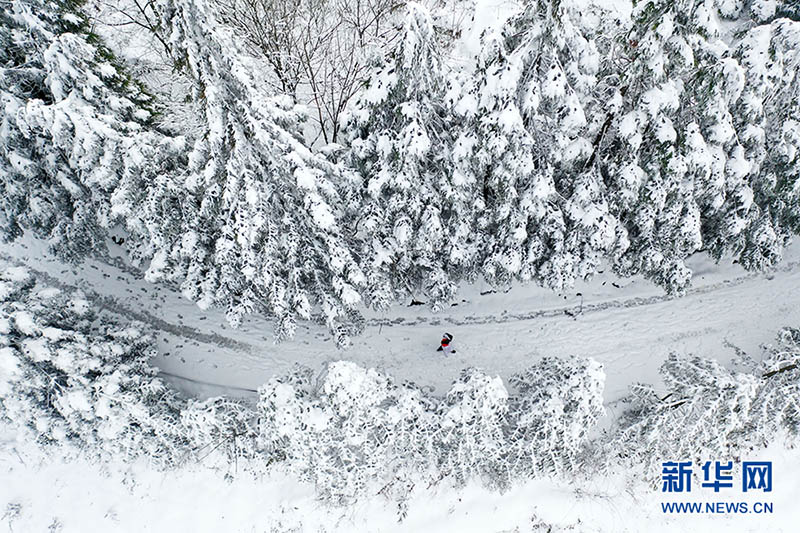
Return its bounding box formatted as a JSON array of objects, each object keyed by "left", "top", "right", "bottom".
[
  {"left": 367, "top": 260, "right": 800, "bottom": 328},
  {"left": 159, "top": 370, "right": 259, "bottom": 394},
  {"left": 0, "top": 252, "right": 259, "bottom": 354},
  {"left": 4, "top": 251, "right": 799, "bottom": 352},
  {"left": 4, "top": 251, "right": 800, "bottom": 399}
]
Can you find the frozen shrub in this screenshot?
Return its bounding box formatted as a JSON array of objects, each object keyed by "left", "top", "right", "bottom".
[
  {"left": 257, "top": 362, "right": 439, "bottom": 502},
  {"left": 317, "top": 362, "right": 439, "bottom": 500},
  {"left": 181, "top": 396, "right": 259, "bottom": 465},
  {"left": 256, "top": 363, "right": 320, "bottom": 466},
  {"left": 746, "top": 328, "right": 800, "bottom": 444},
  {"left": 253, "top": 357, "right": 609, "bottom": 500},
  {"left": 611, "top": 355, "right": 757, "bottom": 477}
]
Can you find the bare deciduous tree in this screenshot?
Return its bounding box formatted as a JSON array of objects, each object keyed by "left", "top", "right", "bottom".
[{"left": 215, "top": 0, "right": 405, "bottom": 144}]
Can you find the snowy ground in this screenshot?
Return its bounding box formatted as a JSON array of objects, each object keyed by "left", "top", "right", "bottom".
[
  {"left": 1, "top": 235, "right": 799, "bottom": 532},
  {"left": 1, "top": 429, "right": 797, "bottom": 532},
  {"left": 1, "top": 236, "right": 798, "bottom": 406}
]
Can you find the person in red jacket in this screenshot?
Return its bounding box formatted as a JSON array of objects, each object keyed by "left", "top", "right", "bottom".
[{"left": 437, "top": 333, "right": 456, "bottom": 355}]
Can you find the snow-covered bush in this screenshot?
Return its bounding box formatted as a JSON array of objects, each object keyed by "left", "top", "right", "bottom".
[
  {"left": 317, "top": 362, "right": 440, "bottom": 500},
  {"left": 746, "top": 328, "right": 800, "bottom": 444},
  {"left": 611, "top": 355, "right": 757, "bottom": 477},
  {"left": 0, "top": 267, "right": 188, "bottom": 465},
  {"left": 181, "top": 396, "right": 259, "bottom": 465},
  {"left": 256, "top": 357, "right": 606, "bottom": 500},
  {"left": 255, "top": 363, "right": 320, "bottom": 466},
  {"left": 508, "top": 357, "right": 605, "bottom": 477}
]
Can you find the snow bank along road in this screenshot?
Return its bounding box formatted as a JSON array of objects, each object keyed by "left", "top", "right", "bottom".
[{"left": 3, "top": 237, "right": 800, "bottom": 405}]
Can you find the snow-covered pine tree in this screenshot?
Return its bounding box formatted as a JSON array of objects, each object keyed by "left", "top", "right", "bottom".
[
  {"left": 594, "top": 0, "right": 800, "bottom": 291},
  {"left": 507, "top": 356, "right": 605, "bottom": 477},
  {"left": 498, "top": 0, "right": 626, "bottom": 288},
  {"left": 594, "top": 0, "right": 746, "bottom": 292},
  {"left": 0, "top": 0, "right": 184, "bottom": 261},
  {"left": 727, "top": 17, "right": 800, "bottom": 270},
  {"left": 152, "top": 0, "right": 366, "bottom": 345},
  {"left": 436, "top": 367, "right": 510, "bottom": 487},
  {"left": 449, "top": 0, "right": 625, "bottom": 293},
  {"left": 341, "top": 2, "right": 476, "bottom": 310},
  {"left": 0, "top": 266, "right": 188, "bottom": 465},
  {"left": 610, "top": 353, "right": 758, "bottom": 479},
  {"left": 450, "top": 25, "right": 560, "bottom": 290}
]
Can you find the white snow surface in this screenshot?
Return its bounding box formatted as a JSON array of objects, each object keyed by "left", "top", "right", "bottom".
[
  {"left": 1, "top": 234, "right": 800, "bottom": 531},
  {"left": 0, "top": 430, "right": 797, "bottom": 532},
  {"left": 2, "top": 235, "right": 799, "bottom": 405}
]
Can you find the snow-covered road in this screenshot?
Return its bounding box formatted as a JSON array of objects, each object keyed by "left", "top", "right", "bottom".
[{"left": 3, "top": 237, "right": 800, "bottom": 404}]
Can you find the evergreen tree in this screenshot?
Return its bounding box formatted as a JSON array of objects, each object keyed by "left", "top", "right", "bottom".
[
  {"left": 0, "top": 0, "right": 184, "bottom": 261},
  {"left": 0, "top": 266, "right": 188, "bottom": 465},
  {"left": 153, "top": 0, "right": 366, "bottom": 345},
  {"left": 452, "top": 26, "right": 562, "bottom": 290},
  {"left": 503, "top": 0, "right": 626, "bottom": 288},
  {"left": 596, "top": 0, "right": 800, "bottom": 290},
  {"left": 596, "top": 0, "right": 736, "bottom": 291},
  {"left": 342, "top": 3, "right": 476, "bottom": 310},
  {"left": 729, "top": 18, "right": 800, "bottom": 269},
  {"left": 450, "top": 0, "right": 626, "bottom": 292}
]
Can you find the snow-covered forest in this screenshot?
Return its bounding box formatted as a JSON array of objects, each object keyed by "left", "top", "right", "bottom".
[{"left": 1, "top": 0, "right": 800, "bottom": 530}]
